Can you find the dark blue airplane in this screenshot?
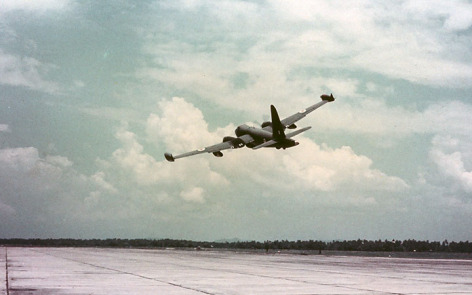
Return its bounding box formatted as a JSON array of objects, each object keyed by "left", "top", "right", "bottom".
[{"left": 165, "top": 94, "right": 335, "bottom": 162}]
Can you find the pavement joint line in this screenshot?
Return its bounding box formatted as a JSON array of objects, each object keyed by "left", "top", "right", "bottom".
[
  {"left": 81, "top": 250, "right": 471, "bottom": 293},
  {"left": 4, "top": 247, "right": 9, "bottom": 295},
  {"left": 34, "top": 248, "right": 398, "bottom": 295},
  {"left": 29, "top": 248, "right": 216, "bottom": 295},
  {"left": 195, "top": 253, "right": 472, "bottom": 287},
  {"left": 24, "top": 248, "right": 472, "bottom": 295}
]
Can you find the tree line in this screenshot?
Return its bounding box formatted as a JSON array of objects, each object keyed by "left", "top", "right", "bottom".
[{"left": 1, "top": 238, "right": 471, "bottom": 253}]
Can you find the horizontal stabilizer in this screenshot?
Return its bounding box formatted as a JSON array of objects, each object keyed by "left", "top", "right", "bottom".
[{"left": 285, "top": 126, "right": 311, "bottom": 138}]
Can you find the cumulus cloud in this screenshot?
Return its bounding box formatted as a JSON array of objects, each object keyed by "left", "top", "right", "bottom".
[
  {"left": 106, "top": 117, "right": 229, "bottom": 201},
  {"left": 91, "top": 171, "right": 118, "bottom": 194},
  {"left": 431, "top": 150, "right": 472, "bottom": 192},
  {"left": 0, "top": 147, "right": 39, "bottom": 172},
  {"left": 147, "top": 97, "right": 407, "bottom": 194},
  {"left": 146, "top": 97, "right": 220, "bottom": 152},
  {"left": 83, "top": 96, "right": 409, "bottom": 233},
  {"left": 112, "top": 126, "right": 169, "bottom": 185},
  {"left": 0, "top": 50, "right": 58, "bottom": 93},
  {"left": 0, "top": 145, "right": 127, "bottom": 237},
  {"left": 430, "top": 135, "right": 472, "bottom": 194},
  {"left": 180, "top": 187, "right": 205, "bottom": 203},
  {"left": 143, "top": 0, "right": 472, "bottom": 117},
  {"left": 270, "top": 0, "right": 472, "bottom": 86},
  {"left": 64, "top": 96, "right": 412, "bottom": 239},
  {"left": 283, "top": 141, "right": 409, "bottom": 192},
  {"left": 0, "top": 147, "right": 81, "bottom": 194}
]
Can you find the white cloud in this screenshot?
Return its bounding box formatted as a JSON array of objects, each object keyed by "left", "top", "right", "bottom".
[
  {"left": 0, "top": 147, "right": 39, "bottom": 172},
  {"left": 144, "top": 0, "right": 472, "bottom": 102},
  {"left": 45, "top": 155, "right": 73, "bottom": 168},
  {"left": 83, "top": 96, "right": 409, "bottom": 232},
  {"left": 0, "top": 50, "right": 58, "bottom": 93},
  {"left": 0, "top": 147, "right": 84, "bottom": 195},
  {"left": 282, "top": 141, "right": 409, "bottom": 192},
  {"left": 306, "top": 99, "right": 472, "bottom": 147},
  {"left": 430, "top": 135, "right": 472, "bottom": 194},
  {"left": 147, "top": 97, "right": 220, "bottom": 152},
  {"left": 0, "top": 124, "right": 10, "bottom": 132},
  {"left": 112, "top": 127, "right": 168, "bottom": 185},
  {"left": 180, "top": 187, "right": 205, "bottom": 203},
  {"left": 160, "top": 0, "right": 260, "bottom": 20},
  {"left": 431, "top": 150, "right": 472, "bottom": 192},
  {"left": 91, "top": 171, "right": 117, "bottom": 194},
  {"left": 110, "top": 118, "right": 230, "bottom": 193},
  {"left": 352, "top": 47, "right": 472, "bottom": 87},
  {"left": 312, "top": 98, "right": 425, "bottom": 136},
  {"left": 403, "top": 0, "right": 472, "bottom": 32},
  {"left": 0, "top": 0, "right": 72, "bottom": 13},
  {"left": 271, "top": 0, "right": 472, "bottom": 87}
]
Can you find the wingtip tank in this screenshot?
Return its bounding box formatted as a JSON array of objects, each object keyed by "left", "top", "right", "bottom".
[
  {"left": 164, "top": 153, "right": 175, "bottom": 162},
  {"left": 321, "top": 93, "right": 335, "bottom": 102}
]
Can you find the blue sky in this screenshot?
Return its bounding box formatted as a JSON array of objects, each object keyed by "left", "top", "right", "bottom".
[{"left": 1, "top": 0, "right": 471, "bottom": 241}]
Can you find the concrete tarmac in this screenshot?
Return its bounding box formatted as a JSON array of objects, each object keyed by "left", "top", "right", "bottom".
[{"left": 2, "top": 246, "right": 472, "bottom": 294}]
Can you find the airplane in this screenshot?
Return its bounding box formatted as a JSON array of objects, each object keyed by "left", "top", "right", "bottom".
[{"left": 164, "top": 93, "right": 335, "bottom": 162}]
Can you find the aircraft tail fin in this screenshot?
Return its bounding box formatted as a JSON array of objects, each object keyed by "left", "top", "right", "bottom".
[{"left": 270, "top": 105, "right": 285, "bottom": 139}]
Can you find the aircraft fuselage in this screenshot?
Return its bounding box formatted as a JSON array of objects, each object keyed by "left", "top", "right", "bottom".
[
  {"left": 235, "top": 124, "right": 272, "bottom": 139},
  {"left": 235, "top": 124, "right": 298, "bottom": 149}
]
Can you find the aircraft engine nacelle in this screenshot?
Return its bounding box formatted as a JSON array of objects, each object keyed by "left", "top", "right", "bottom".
[
  {"left": 223, "top": 136, "right": 245, "bottom": 148},
  {"left": 261, "top": 121, "right": 272, "bottom": 128},
  {"left": 223, "top": 136, "right": 235, "bottom": 142}
]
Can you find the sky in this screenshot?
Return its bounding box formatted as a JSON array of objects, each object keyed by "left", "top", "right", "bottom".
[{"left": 1, "top": 0, "right": 471, "bottom": 242}]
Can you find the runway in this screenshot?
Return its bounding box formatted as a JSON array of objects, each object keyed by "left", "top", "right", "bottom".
[{"left": 2, "top": 247, "right": 471, "bottom": 294}]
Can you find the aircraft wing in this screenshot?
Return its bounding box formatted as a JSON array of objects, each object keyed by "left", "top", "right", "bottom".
[
  {"left": 165, "top": 134, "right": 254, "bottom": 162},
  {"left": 280, "top": 96, "right": 333, "bottom": 128}
]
